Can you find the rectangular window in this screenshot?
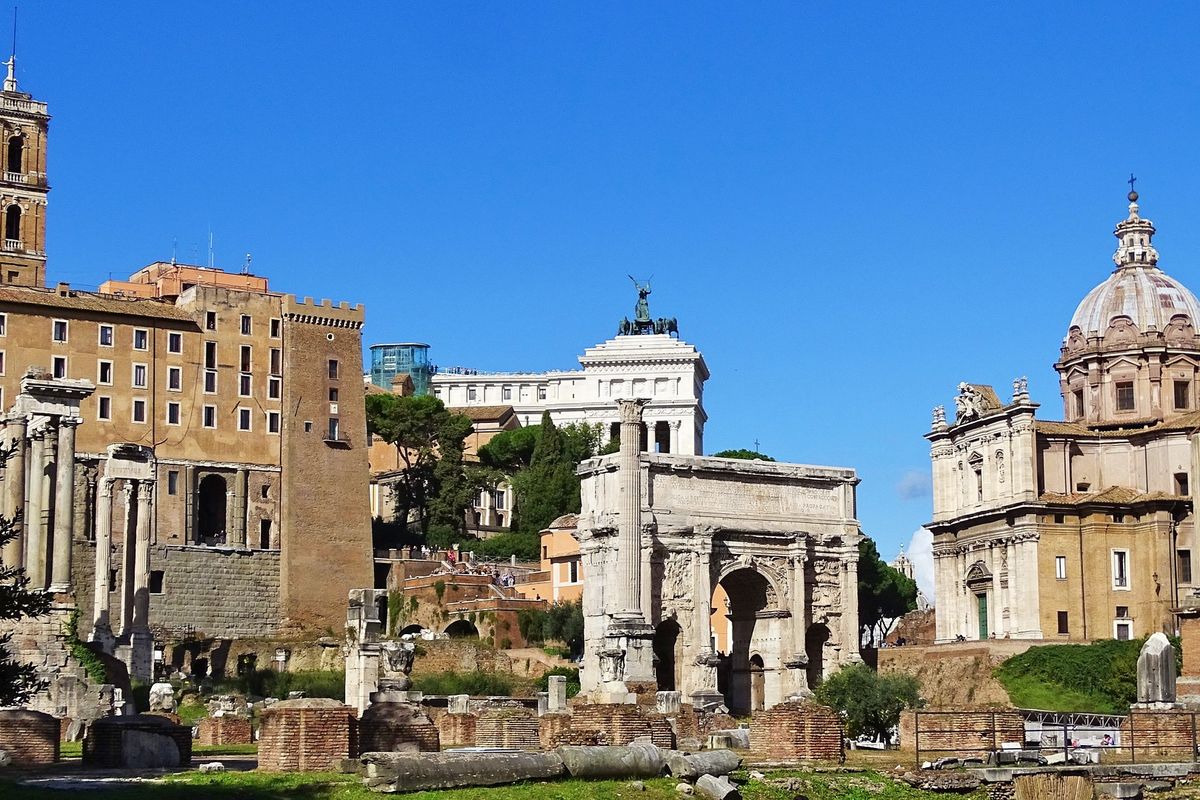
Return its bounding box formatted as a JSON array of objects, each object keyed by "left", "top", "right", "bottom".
[
  {"left": 329, "top": 387, "right": 339, "bottom": 402},
  {"left": 0, "top": 350, "right": 5, "bottom": 375},
  {"left": 327, "top": 417, "right": 340, "bottom": 440},
  {"left": 468, "top": 387, "right": 477, "bottom": 401},
  {"left": 1176, "top": 380, "right": 1191, "bottom": 410},
  {"left": 269, "top": 348, "right": 281, "bottom": 375},
  {"left": 328, "top": 359, "right": 339, "bottom": 379},
  {"left": 240, "top": 345, "right": 251, "bottom": 372},
  {"left": 132, "top": 398, "right": 146, "bottom": 423},
  {"left": 1112, "top": 549, "right": 1130, "bottom": 589},
  {"left": 204, "top": 370, "right": 217, "bottom": 394},
  {"left": 52, "top": 318, "right": 68, "bottom": 342},
  {"left": 538, "top": 386, "right": 547, "bottom": 400},
  {"left": 167, "top": 331, "right": 182, "bottom": 353},
  {"left": 97, "top": 396, "right": 111, "bottom": 421},
  {"left": 267, "top": 410, "right": 280, "bottom": 434},
  {"left": 1054, "top": 513, "right": 1065, "bottom": 524},
  {"left": 149, "top": 571, "right": 164, "bottom": 594},
  {"left": 0, "top": 312, "right": 6, "bottom": 335},
  {"left": 98, "top": 324, "right": 113, "bottom": 347},
  {"left": 167, "top": 470, "right": 179, "bottom": 496},
  {"left": 493, "top": 489, "right": 506, "bottom": 510},
  {"left": 132, "top": 363, "right": 147, "bottom": 389},
  {"left": 1116, "top": 605, "right": 1129, "bottom": 618},
  {"left": 98, "top": 360, "right": 113, "bottom": 385},
  {"left": 132, "top": 328, "right": 148, "bottom": 350},
  {"left": 167, "top": 366, "right": 181, "bottom": 391},
  {"left": 1116, "top": 381, "right": 1135, "bottom": 411},
  {"left": 166, "top": 401, "right": 180, "bottom": 425},
  {"left": 52, "top": 356, "right": 66, "bottom": 379},
  {"left": 1176, "top": 472, "right": 1190, "bottom": 496},
  {"left": 569, "top": 559, "right": 579, "bottom": 583},
  {"left": 240, "top": 314, "right": 252, "bottom": 335},
  {"left": 202, "top": 405, "right": 216, "bottom": 428},
  {"left": 269, "top": 318, "right": 281, "bottom": 338},
  {"left": 205, "top": 311, "right": 217, "bottom": 331},
  {"left": 238, "top": 407, "right": 252, "bottom": 431},
  {"left": 1072, "top": 389, "right": 1084, "bottom": 419},
  {"left": 1055, "top": 555, "right": 1067, "bottom": 580},
  {"left": 239, "top": 373, "right": 251, "bottom": 397},
  {"left": 503, "top": 386, "right": 512, "bottom": 401},
  {"left": 205, "top": 341, "right": 217, "bottom": 369},
  {"left": 268, "top": 377, "right": 281, "bottom": 399},
  {"left": 1057, "top": 611, "right": 1068, "bottom": 634},
  {"left": 1180, "top": 550, "right": 1193, "bottom": 584}
]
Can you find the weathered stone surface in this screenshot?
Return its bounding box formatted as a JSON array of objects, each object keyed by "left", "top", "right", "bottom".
[
  {"left": 548, "top": 675, "right": 568, "bottom": 712},
  {"left": 1137, "top": 632, "right": 1177, "bottom": 704},
  {"left": 359, "top": 701, "right": 439, "bottom": 753},
  {"left": 120, "top": 729, "right": 182, "bottom": 769},
  {"left": 198, "top": 761, "right": 225, "bottom": 772},
  {"left": 360, "top": 750, "right": 566, "bottom": 792},
  {"left": 695, "top": 774, "right": 742, "bottom": 800},
  {"left": 0, "top": 750, "right": 11, "bottom": 768},
  {"left": 656, "top": 691, "right": 682, "bottom": 715},
  {"left": 148, "top": 683, "right": 176, "bottom": 713},
  {"left": 667, "top": 749, "right": 742, "bottom": 780},
  {"left": 708, "top": 728, "right": 750, "bottom": 750},
  {"left": 899, "top": 770, "right": 981, "bottom": 791},
  {"left": 676, "top": 783, "right": 694, "bottom": 796},
  {"left": 84, "top": 714, "right": 192, "bottom": 768},
  {"left": 557, "top": 743, "right": 665, "bottom": 779},
  {"left": 447, "top": 694, "right": 471, "bottom": 715}
]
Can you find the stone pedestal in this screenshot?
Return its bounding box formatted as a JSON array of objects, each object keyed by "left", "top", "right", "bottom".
[{"left": 359, "top": 700, "right": 439, "bottom": 753}]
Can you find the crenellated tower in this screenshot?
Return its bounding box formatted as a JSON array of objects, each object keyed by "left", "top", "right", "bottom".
[{"left": 0, "top": 53, "right": 49, "bottom": 287}]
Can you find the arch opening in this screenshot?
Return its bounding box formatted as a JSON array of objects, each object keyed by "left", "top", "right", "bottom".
[
  {"left": 805, "top": 623, "right": 831, "bottom": 689},
  {"left": 4, "top": 203, "right": 19, "bottom": 242},
  {"left": 653, "top": 619, "right": 683, "bottom": 691},
  {"left": 6, "top": 135, "right": 21, "bottom": 174},
  {"left": 444, "top": 619, "right": 479, "bottom": 639},
  {"left": 712, "top": 567, "right": 771, "bottom": 714}
]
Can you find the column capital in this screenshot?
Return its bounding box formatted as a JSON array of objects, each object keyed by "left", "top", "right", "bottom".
[
  {"left": 98, "top": 476, "right": 115, "bottom": 497},
  {"left": 120, "top": 481, "right": 136, "bottom": 500},
  {"left": 58, "top": 416, "right": 83, "bottom": 429},
  {"left": 617, "top": 397, "right": 649, "bottom": 424},
  {"left": 669, "top": 419, "right": 682, "bottom": 430}
]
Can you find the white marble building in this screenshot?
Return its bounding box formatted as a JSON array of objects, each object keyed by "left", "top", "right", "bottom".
[{"left": 432, "top": 333, "right": 709, "bottom": 455}]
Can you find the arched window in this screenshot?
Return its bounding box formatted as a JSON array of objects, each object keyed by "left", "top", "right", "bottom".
[
  {"left": 4, "top": 204, "right": 19, "bottom": 242},
  {"left": 6, "top": 135, "right": 22, "bottom": 174}
]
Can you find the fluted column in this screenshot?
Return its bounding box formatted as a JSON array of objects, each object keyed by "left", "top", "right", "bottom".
[
  {"left": 49, "top": 417, "right": 80, "bottom": 592},
  {"left": 24, "top": 426, "right": 46, "bottom": 588},
  {"left": 89, "top": 477, "right": 115, "bottom": 651},
  {"left": 132, "top": 480, "right": 154, "bottom": 631},
  {"left": 1, "top": 414, "right": 26, "bottom": 568},
  {"left": 614, "top": 398, "right": 647, "bottom": 621},
  {"left": 118, "top": 482, "right": 135, "bottom": 636},
  {"left": 669, "top": 420, "right": 681, "bottom": 455}
]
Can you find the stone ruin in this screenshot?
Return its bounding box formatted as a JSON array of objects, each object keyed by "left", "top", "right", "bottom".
[{"left": 1135, "top": 631, "right": 1178, "bottom": 708}]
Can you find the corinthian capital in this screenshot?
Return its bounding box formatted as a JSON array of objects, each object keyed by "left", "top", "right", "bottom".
[{"left": 617, "top": 398, "right": 649, "bottom": 424}]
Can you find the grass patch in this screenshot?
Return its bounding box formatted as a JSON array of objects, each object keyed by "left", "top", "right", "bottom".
[
  {"left": 211, "top": 669, "right": 345, "bottom": 700},
  {"left": 0, "top": 771, "right": 981, "bottom": 799},
  {"left": 58, "top": 740, "right": 254, "bottom": 760},
  {"left": 409, "top": 670, "right": 517, "bottom": 696},
  {"left": 995, "top": 637, "right": 1182, "bottom": 713}
]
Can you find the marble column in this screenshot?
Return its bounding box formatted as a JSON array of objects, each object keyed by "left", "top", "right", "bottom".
[
  {"left": 229, "top": 468, "right": 248, "bottom": 548},
  {"left": 129, "top": 479, "right": 154, "bottom": 680},
  {"left": 89, "top": 477, "right": 115, "bottom": 651},
  {"left": 1, "top": 414, "right": 26, "bottom": 568},
  {"left": 785, "top": 549, "right": 812, "bottom": 697},
  {"left": 669, "top": 420, "right": 681, "bottom": 455},
  {"left": 689, "top": 538, "right": 723, "bottom": 709},
  {"left": 49, "top": 417, "right": 79, "bottom": 592},
  {"left": 24, "top": 426, "right": 46, "bottom": 588},
  {"left": 614, "top": 398, "right": 647, "bottom": 621},
  {"left": 118, "top": 482, "right": 135, "bottom": 636}
]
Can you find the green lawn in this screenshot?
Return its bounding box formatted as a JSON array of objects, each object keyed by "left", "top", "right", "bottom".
[
  {"left": 0, "top": 770, "right": 983, "bottom": 799},
  {"left": 58, "top": 742, "right": 258, "bottom": 759}
]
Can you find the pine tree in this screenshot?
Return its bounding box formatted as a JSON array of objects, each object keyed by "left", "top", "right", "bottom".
[{"left": 0, "top": 444, "right": 50, "bottom": 705}]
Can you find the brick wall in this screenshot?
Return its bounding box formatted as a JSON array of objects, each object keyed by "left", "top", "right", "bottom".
[
  {"left": 748, "top": 702, "right": 844, "bottom": 762},
  {"left": 1182, "top": 616, "right": 1200, "bottom": 677},
  {"left": 1118, "top": 711, "right": 1196, "bottom": 760},
  {"left": 899, "top": 710, "right": 1024, "bottom": 753},
  {"left": 569, "top": 703, "right": 675, "bottom": 749},
  {"left": 437, "top": 712, "right": 477, "bottom": 748},
  {"left": 538, "top": 712, "right": 570, "bottom": 749},
  {"left": 358, "top": 703, "right": 440, "bottom": 753},
  {"left": 258, "top": 698, "right": 355, "bottom": 772},
  {"left": 0, "top": 709, "right": 60, "bottom": 765},
  {"left": 196, "top": 716, "right": 252, "bottom": 746},
  {"left": 474, "top": 705, "right": 541, "bottom": 750}
]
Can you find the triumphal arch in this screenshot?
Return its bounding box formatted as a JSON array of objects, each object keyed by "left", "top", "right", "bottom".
[{"left": 577, "top": 399, "right": 862, "bottom": 714}]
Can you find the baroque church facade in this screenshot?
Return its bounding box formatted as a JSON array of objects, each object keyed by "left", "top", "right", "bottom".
[{"left": 929, "top": 190, "right": 1200, "bottom": 643}]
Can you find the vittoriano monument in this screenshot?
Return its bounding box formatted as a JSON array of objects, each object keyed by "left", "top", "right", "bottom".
[{"left": 618, "top": 276, "right": 679, "bottom": 337}]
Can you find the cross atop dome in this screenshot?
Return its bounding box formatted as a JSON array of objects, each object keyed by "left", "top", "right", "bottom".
[{"left": 1113, "top": 179, "right": 1158, "bottom": 269}]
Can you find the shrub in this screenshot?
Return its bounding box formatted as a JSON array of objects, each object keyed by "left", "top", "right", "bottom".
[
  {"left": 409, "top": 670, "right": 515, "bottom": 696},
  {"left": 815, "top": 663, "right": 922, "bottom": 742},
  {"left": 517, "top": 601, "right": 583, "bottom": 656},
  {"left": 214, "top": 669, "right": 345, "bottom": 700}
]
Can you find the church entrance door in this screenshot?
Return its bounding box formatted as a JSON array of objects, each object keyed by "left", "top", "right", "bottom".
[{"left": 976, "top": 593, "right": 988, "bottom": 640}]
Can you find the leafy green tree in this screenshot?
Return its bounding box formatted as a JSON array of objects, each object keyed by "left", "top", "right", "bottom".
[
  {"left": 712, "top": 448, "right": 776, "bottom": 461},
  {"left": 0, "top": 458, "right": 50, "bottom": 704},
  {"left": 477, "top": 426, "right": 540, "bottom": 471},
  {"left": 517, "top": 601, "right": 584, "bottom": 656},
  {"left": 364, "top": 393, "right": 474, "bottom": 537},
  {"left": 858, "top": 537, "right": 918, "bottom": 646},
  {"left": 815, "top": 662, "right": 923, "bottom": 743}
]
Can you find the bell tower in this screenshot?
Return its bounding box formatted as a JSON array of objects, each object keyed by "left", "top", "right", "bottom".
[{"left": 0, "top": 53, "right": 48, "bottom": 287}]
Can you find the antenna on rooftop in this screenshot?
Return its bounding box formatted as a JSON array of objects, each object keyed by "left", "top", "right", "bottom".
[
  {"left": 171, "top": 237, "right": 177, "bottom": 266},
  {"left": 207, "top": 228, "right": 214, "bottom": 269},
  {"left": 242, "top": 253, "right": 251, "bottom": 274}
]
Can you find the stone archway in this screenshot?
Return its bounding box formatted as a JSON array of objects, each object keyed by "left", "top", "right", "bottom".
[
  {"left": 715, "top": 567, "right": 772, "bottom": 714},
  {"left": 653, "top": 619, "right": 683, "bottom": 691},
  {"left": 806, "top": 623, "right": 831, "bottom": 688},
  {"left": 196, "top": 474, "right": 227, "bottom": 543},
  {"left": 444, "top": 619, "right": 479, "bottom": 639},
  {"left": 398, "top": 624, "right": 423, "bottom": 637}
]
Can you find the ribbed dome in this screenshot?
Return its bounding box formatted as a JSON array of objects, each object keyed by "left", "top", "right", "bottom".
[
  {"left": 1068, "top": 264, "right": 1200, "bottom": 336},
  {"left": 1066, "top": 195, "right": 1200, "bottom": 337}
]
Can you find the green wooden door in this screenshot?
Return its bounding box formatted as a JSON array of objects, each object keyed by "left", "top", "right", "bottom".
[{"left": 976, "top": 593, "right": 988, "bottom": 640}]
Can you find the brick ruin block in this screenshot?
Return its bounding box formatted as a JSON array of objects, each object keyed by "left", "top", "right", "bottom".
[
  {"left": 437, "top": 712, "right": 477, "bottom": 748},
  {"left": 0, "top": 709, "right": 60, "bottom": 766},
  {"left": 568, "top": 702, "right": 676, "bottom": 749},
  {"left": 898, "top": 709, "right": 1025, "bottom": 754},
  {"left": 196, "top": 716, "right": 253, "bottom": 746},
  {"left": 538, "top": 712, "right": 571, "bottom": 749},
  {"left": 358, "top": 701, "right": 440, "bottom": 753},
  {"left": 258, "top": 698, "right": 355, "bottom": 772},
  {"left": 474, "top": 704, "right": 541, "bottom": 750},
  {"left": 1118, "top": 711, "right": 1196, "bottom": 761},
  {"left": 748, "top": 702, "right": 845, "bottom": 762}
]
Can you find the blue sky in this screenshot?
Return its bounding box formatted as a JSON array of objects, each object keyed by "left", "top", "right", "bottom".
[{"left": 19, "top": 4, "right": 1200, "bottom": 561}]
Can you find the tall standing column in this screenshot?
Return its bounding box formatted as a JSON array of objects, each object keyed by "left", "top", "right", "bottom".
[
  {"left": 785, "top": 549, "right": 811, "bottom": 696},
  {"left": 24, "top": 426, "right": 46, "bottom": 588},
  {"left": 129, "top": 479, "right": 155, "bottom": 680},
  {"left": 689, "top": 536, "right": 723, "bottom": 709},
  {"left": 1, "top": 414, "right": 26, "bottom": 568},
  {"left": 614, "top": 398, "right": 647, "bottom": 621},
  {"left": 89, "top": 477, "right": 115, "bottom": 651},
  {"left": 230, "top": 467, "right": 248, "bottom": 548},
  {"left": 118, "top": 482, "right": 136, "bottom": 636},
  {"left": 669, "top": 420, "right": 680, "bottom": 455},
  {"left": 49, "top": 417, "right": 79, "bottom": 592}
]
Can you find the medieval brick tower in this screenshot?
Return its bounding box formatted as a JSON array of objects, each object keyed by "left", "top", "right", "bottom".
[{"left": 0, "top": 55, "right": 48, "bottom": 288}]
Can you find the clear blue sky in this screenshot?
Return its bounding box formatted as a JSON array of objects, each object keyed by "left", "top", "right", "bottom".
[{"left": 20, "top": 3, "right": 1200, "bottom": 560}]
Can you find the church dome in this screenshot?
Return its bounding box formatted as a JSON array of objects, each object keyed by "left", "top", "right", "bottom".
[{"left": 1066, "top": 192, "right": 1200, "bottom": 338}]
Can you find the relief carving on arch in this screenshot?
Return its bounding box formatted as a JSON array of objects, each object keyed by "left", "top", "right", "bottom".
[
  {"left": 1165, "top": 315, "right": 1195, "bottom": 346},
  {"left": 1105, "top": 316, "right": 1138, "bottom": 346},
  {"left": 661, "top": 551, "right": 692, "bottom": 604}
]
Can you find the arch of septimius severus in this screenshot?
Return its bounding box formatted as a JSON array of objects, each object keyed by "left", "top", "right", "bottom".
[{"left": 577, "top": 399, "right": 862, "bottom": 714}]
